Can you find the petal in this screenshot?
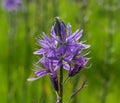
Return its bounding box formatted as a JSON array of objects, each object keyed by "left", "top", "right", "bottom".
[
  {"left": 67, "top": 23, "right": 72, "bottom": 36},
  {"left": 57, "top": 60, "right": 62, "bottom": 67},
  {"left": 63, "top": 64, "right": 70, "bottom": 70},
  {"left": 33, "top": 48, "right": 47, "bottom": 55},
  {"left": 54, "top": 65, "right": 59, "bottom": 71},
  {"left": 69, "top": 65, "right": 81, "bottom": 77},
  {"left": 58, "top": 45, "right": 66, "bottom": 55},
  {"left": 51, "top": 26, "right": 56, "bottom": 36},
  {"left": 54, "top": 60, "right": 62, "bottom": 71},
  {"left": 78, "top": 43, "right": 90, "bottom": 49},
  {"left": 36, "top": 38, "right": 49, "bottom": 47},
  {"left": 48, "top": 56, "right": 59, "bottom": 60},
  {"left": 67, "top": 29, "right": 83, "bottom": 42},
  {"left": 67, "top": 29, "right": 79, "bottom": 41},
  {"left": 27, "top": 77, "right": 41, "bottom": 81},
  {"left": 76, "top": 57, "right": 89, "bottom": 67},
  {"left": 61, "top": 23, "right": 66, "bottom": 42},
  {"left": 66, "top": 46, "right": 73, "bottom": 55},
  {"left": 51, "top": 33, "right": 62, "bottom": 43},
  {"left": 42, "top": 32, "right": 51, "bottom": 43},
  {"left": 35, "top": 69, "right": 48, "bottom": 77},
  {"left": 82, "top": 58, "right": 89, "bottom": 66},
  {"left": 75, "top": 30, "right": 83, "bottom": 41}
]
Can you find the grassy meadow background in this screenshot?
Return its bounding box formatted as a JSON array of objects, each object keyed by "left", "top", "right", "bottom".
[{"left": 0, "top": 0, "right": 120, "bottom": 103}]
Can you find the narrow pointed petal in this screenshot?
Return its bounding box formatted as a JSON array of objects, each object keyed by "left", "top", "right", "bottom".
[
  {"left": 63, "top": 64, "right": 70, "bottom": 70},
  {"left": 42, "top": 32, "right": 51, "bottom": 43},
  {"left": 67, "top": 29, "right": 79, "bottom": 41},
  {"left": 48, "top": 56, "right": 59, "bottom": 60},
  {"left": 78, "top": 43, "right": 90, "bottom": 49},
  {"left": 75, "top": 30, "right": 83, "bottom": 41},
  {"left": 57, "top": 60, "right": 62, "bottom": 67},
  {"left": 61, "top": 23, "right": 66, "bottom": 42},
  {"left": 36, "top": 38, "right": 49, "bottom": 47},
  {"left": 67, "top": 23, "right": 72, "bottom": 36},
  {"left": 33, "top": 48, "right": 47, "bottom": 55},
  {"left": 75, "top": 57, "right": 89, "bottom": 68},
  {"left": 35, "top": 69, "right": 48, "bottom": 77},
  {"left": 69, "top": 65, "right": 81, "bottom": 77},
  {"left": 51, "top": 33, "right": 62, "bottom": 43},
  {"left": 27, "top": 77, "right": 41, "bottom": 81}
]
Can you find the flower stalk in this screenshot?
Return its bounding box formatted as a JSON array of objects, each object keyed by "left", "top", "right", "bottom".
[
  {"left": 66, "top": 80, "right": 86, "bottom": 103},
  {"left": 59, "top": 64, "right": 63, "bottom": 103}
]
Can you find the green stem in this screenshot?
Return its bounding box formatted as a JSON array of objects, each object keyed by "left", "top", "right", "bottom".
[
  {"left": 59, "top": 64, "right": 63, "bottom": 103},
  {"left": 72, "top": 76, "right": 79, "bottom": 103}
]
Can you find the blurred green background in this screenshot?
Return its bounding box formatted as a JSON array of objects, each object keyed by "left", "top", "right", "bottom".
[{"left": 0, "top": 0, "right": 120, "bottom": 103}]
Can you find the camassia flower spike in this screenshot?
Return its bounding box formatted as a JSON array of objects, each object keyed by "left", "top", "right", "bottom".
[{"left": 28, "top": 17, "right": 90, "bottom": 103}]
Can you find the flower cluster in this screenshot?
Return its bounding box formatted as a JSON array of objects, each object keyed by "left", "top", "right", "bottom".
[
  {"left": 28, "top": 17, "right": 90, "bottom": 92},
  {"left": 2, "top": 0, "right": 22, "bottom": 11}
]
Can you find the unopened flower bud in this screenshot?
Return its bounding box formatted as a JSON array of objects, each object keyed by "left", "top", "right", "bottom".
[{"left": 54, "top": 17, "right": 66, "bottom": 41}]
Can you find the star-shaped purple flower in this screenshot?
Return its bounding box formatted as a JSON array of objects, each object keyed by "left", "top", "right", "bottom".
[{"left": 28, "top": 58, "right": 59, "bottom": 91}]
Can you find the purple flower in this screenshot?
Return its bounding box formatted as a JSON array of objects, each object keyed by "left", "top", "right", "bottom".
[
  {"left": 64, "top": 45, "right": 89, "bottom": 76},
  {"left": 49, "top": 18, "right": 90, "bottom": 71},
  {"left": 28, "top": 17, "right": 90, "bottom": 93},
  {"left": 52, "top": 19, "right": 89, "bottom": 55},
  {"left": 2, "top": 0, "right": 22, "bottom": 11},
  {"left": 69, "top": 57, "right": 89, "bottom": 77},
  {"left": 34, "top": 32, "right": 56, "bottom": 57},
  {"left": 27, "top": 58, "right": 59, "bottom": 91},
  {"left": 33, "top": 17, "right": 90, "bottom": 73}
]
